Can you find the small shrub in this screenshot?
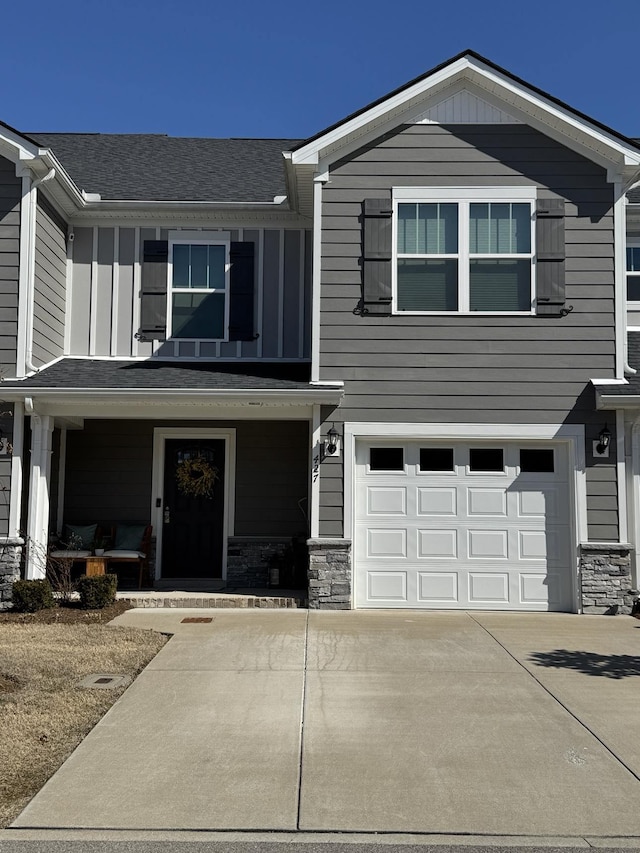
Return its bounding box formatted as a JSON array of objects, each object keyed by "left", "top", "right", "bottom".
[
  {"left": 12, "top": 579, "right": 55, "bottom": 612},
  {"left": 76, "top": 574, "right": 117, "bottom": 609}
]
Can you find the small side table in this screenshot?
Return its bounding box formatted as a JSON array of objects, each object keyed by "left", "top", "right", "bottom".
[{"left": 84, "top": 556, "right": 107, "bottom": 577}]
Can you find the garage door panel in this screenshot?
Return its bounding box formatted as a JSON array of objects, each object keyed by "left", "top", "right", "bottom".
[
  {"left": 367, "top": 528, "right": 407, "bottom": 558},
  {"left": 467, "top": 488, "right": 508, "bottom": 517},
  {"left": 368, "top": 571, "right": 408, "bottom": 602},
  {"left": 417, "top": 529, "right": 458, "bottom": 559},
  {"left": 468, "top": 572, "right": 510, "bottom": 603},
  {"left": 417, "top": 487, "right": 457, "bottom": 516},
  {"left": 368, "top": 487, "right": 407, "bottom": 515},
  {"left": 356, "top": 440, "right": 574, "bottom": 611},
  {"left": 418, "top": 571, "right": 459, "bottom": 603},
  {"left": 468, "top": 529, "right": 509, "bottom": 559}
]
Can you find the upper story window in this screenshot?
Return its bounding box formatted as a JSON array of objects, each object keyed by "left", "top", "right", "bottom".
[
  {"left": 627, "top": 244, "right": 640, "bottom": 305},
  {"left": 393, "top": 187, "right": 536, "bottom": 315},
  {"left": 168, "top": 239, "right": 230, "bottom": 340}
]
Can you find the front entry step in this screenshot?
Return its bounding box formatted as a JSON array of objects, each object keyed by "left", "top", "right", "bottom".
[{"left": 117, "top": 589, "right": 307, "bottom": 609}]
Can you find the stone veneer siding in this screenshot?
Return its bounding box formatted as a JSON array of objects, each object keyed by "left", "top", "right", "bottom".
[
  {"left": 307, "top": 538, "right": 352, "bottom": 609},
  {"left": 0, "top": 537, "right": 23, "bottom": 610},
  {"left": 579, "top": 543, "right": 637, "bottom": 614},
  {"left": 226, "top": 537, "right": 290, "bottom": 588}
]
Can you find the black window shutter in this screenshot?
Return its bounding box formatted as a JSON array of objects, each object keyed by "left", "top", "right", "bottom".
[
  {"left": 229, "top": 241, "right": 255, "bottom": 341},
  {"left": 138, "top": 240, "right": 168, "bottom": 341},
  {"left": 361, "top": 198, "right": 393, "bottom": 316},
  {"left": 536, "top": 199, "right": 567, "bottom": 317}
]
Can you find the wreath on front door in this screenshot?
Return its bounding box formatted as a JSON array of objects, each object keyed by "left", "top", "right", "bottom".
[{"left": 175, "top": 455, "right": 219, "bottom": 499}]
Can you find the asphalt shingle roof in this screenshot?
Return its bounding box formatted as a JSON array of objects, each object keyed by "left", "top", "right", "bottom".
[
  {"left": 28, "top": 134, "right": 301, "bottom": 202},
  {"left": 1, "top": 359, "right": 317, "bottom": 391}
]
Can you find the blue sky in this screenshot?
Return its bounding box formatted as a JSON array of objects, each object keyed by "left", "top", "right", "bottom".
[{"left": 2, "top": 0, "right": 639, "bottom": 139}]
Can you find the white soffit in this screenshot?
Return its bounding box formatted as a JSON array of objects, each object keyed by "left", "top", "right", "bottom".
[{"left": 412, "top": 88, "right": 522, "bottom": 124}]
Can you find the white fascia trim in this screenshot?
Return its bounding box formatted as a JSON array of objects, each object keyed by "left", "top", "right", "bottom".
[
  {"left": 292, "top": 55, "right": 640, "bottom": 168},
  {"left": 597, "top": 394, "right": 640, "bottom": 409},
  {"left": 0, "top": 127, "right": 40, "bottom": 163},
  {"left": 0, "top": 388, "right": 344, "bottom": 405},
  {"left": 591, "top": 378, "right": 629, "bottom": 386}
]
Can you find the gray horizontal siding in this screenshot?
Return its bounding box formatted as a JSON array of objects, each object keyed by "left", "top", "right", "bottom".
[
  {"left": 0, "top": 157, "right": 20, "bottom": 376},
  {"left": 62, "top": 419, "right": 309, "bottom": 538},
  {"left": 319, "top": 123, "right": 617, "bottom": 540},
  {"left": 69, "top": 227, "right": 312, "bottom": 360},
  {"left": 32, "top": 197, "right": 67, "bottom": 366}
]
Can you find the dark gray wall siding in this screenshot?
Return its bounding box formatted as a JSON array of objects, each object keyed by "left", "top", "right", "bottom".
[
  {"left": 62, "top": 419, "right": 309, "bottom": 537},
  {"left": 319, "top": 124, "right": 617, "bottom": 540},
  {"left": 0, "top": 157, "right": 20, "bottom": 376},
  {"left": 32, "top": 199, "right": 67, "bottom": 366}
]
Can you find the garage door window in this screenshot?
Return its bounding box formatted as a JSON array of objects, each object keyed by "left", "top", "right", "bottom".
[
  {"left": 419, "top": 448, "right": 454, "bottom": 471},
  {"left": 469, "top": 448, "right": 504, "bottom": 472},
  {"left": 520, "top": 448, "right": 554, "bottom": 472},
  {"left": 369, "top": 447, "right": 404, "bottom": 471}
]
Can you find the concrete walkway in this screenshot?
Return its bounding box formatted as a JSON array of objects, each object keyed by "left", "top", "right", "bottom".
[{"left": 10, "top": 610, "right": 640, "bottom": 838}]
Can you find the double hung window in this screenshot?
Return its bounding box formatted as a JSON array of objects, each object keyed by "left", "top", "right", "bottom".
[
  {"left": 394, "top": 188, "right": 535, "bottom": 314},
  {"left": 169, "top": 237, "right": 229, "bottom": 340}
]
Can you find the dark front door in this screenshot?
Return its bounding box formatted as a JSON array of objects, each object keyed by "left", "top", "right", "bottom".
[{"left": 162, "top": 439, "right": 225, "bottom": 578}]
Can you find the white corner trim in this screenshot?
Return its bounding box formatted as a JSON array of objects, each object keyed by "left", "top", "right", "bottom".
[
  {"left": 310, "top": 405, "right": 321, "bottom": 538},
  {"left": 311, "top": 176, "right": 325, "bottom": 383},
  {"left": 151, "top": 427, "right": 236, "bottom": 581},
  {"left": 616, "top": 410, "right": 628, "bottom": 545},
  {"left": 16, "top": 175, "right": 32, "bottom": 378},
  {"left": 8, "top": 402, "right": 24, "bottom": 538},
  {"left": 613, "top": 179, "right": 627, "bottom": 379}
]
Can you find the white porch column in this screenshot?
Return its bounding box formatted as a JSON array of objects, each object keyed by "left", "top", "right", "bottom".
[{"left": 26, "top": 414, "right": 54, "bottom": 579}]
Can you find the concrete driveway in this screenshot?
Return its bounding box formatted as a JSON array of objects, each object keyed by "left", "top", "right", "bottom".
[{"left": 10, "top": 610, "right": 640, "bottom": 838}]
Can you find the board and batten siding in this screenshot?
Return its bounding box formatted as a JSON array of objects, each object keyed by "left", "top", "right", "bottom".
[
  {"left": 62, "top": 419, "right": 309, "bottom": 537},
  {"left": 0, "top": 156, "right": 21, "bottom": 537},
  {"left": 69, "top": 226, "right": 312, "bottom": 360},
  {"left": 32, "top": 196, "right": 67, "bottom": 366},
  {"left": 318, "top": 123, "right": 617, "bottom": 540}
]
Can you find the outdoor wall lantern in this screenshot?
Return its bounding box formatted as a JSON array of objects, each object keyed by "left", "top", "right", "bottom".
[
  {"left": 593, "top": 424, "right": 611, "bottom": 458},
  {"left": 324, "top": 424, "right": 341, "bottom": 458}
]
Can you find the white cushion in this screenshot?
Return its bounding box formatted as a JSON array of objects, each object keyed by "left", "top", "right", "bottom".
[
  {"left": 103, "top": 550, "right": 145, "bottom": 559},
  {"left": 51, "top": 549, "right": 91, "bottom": 558}
]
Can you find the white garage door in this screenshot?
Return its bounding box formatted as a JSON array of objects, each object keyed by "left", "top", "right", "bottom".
[{"left": 355, "top": 441, "right": 574, "bottom": 611}]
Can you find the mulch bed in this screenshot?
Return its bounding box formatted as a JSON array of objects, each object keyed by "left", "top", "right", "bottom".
[{"left": 0, "top": 600, "right": 132, "bottom": 625}]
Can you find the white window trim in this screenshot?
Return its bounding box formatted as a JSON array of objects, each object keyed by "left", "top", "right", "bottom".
[
  {"left": 626, "top": 240, "right": 640, "bottom": 311},
  {"left": 392, "top": 186, "right": 537, "bottom": 316},
  {"left": 167, "top": 231, "right": 231, "bottom": 342}
]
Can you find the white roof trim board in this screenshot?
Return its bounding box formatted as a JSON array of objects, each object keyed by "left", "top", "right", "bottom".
[{"left": 291, "top": 55, "right": 640, "bottom": 173}]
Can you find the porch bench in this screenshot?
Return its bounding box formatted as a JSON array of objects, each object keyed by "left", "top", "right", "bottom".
[{"left": 103, "top": 524, "right": 152, "bottom": 589}]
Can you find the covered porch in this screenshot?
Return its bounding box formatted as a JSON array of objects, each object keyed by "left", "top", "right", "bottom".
[{"left": 1, "top": 359, "right": 343, "bottom": 593}]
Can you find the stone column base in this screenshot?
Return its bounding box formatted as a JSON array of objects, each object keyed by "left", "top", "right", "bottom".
[
  {"left": 579, "top": 543, "right": 636, "bottom": 615},
  {"left": 0, "top": 537, "right": 24, "bottom": 610},
  {"left": 307, "top": 538, "right": 352, "bottom": 609}
]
